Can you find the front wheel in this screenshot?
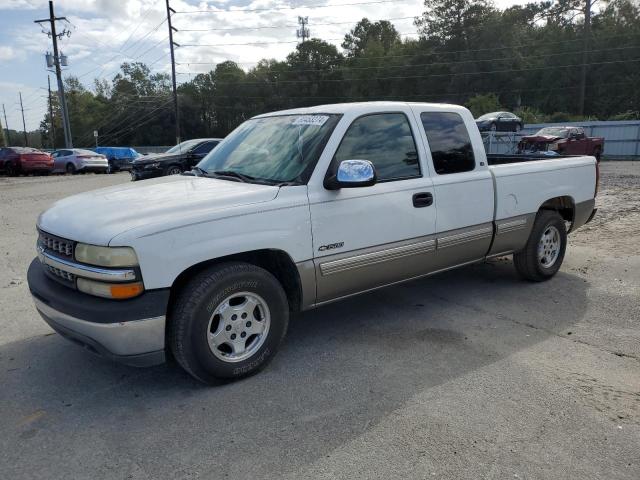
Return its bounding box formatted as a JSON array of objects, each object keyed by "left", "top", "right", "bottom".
[
  {"left": 169, "top": 262, "right": 289, "bottom": 384},
  {"left": 165, "top": 165, "right": 182, "bottom": 176},
  {"left": 5, "top": 162, "right": 17, "bottom": 176},
  {"left": 513, "top": 210, "right": 567, "bottom": 281},
  {"left": 66, "top": 163, "right": 76, "bottom": 175}
]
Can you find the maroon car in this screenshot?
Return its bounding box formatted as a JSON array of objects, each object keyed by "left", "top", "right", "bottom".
[
  {"left": 518, "top": 127, "right": 604, "bottom": 160},
  {"left": 0, "top": 147, "right": 54, "bottom": 176}
]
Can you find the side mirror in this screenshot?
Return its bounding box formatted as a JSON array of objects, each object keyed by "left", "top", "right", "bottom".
[{"left": 324, "top": 159, "right": 376, "bottom": 190}]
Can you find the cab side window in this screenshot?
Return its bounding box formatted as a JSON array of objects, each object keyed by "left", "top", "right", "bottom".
[
  {"left": 420, "top": 112, "right": 475, "bottom": 175},
  {"left": 333, "top": 113, "right": 420, "bottom": 182},
  {"left": 193, "top": 141, "right": 219, "bottom": 155}
]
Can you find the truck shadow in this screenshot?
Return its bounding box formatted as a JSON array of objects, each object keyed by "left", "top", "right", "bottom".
[{"left": 0, "top": 259, "right": 589, "bottom": 478}]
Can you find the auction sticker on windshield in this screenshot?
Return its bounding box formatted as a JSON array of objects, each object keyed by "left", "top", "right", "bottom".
[{"left": 292, "top": 115, "right": 329, "bottom": 126}]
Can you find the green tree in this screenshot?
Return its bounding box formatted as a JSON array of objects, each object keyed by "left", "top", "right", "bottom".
[
  {"left": 342, "top": 18, "right": 401, "bottom": 57},
  {"left": 465, "top": 93, "right": 502, "bottom": 117}
]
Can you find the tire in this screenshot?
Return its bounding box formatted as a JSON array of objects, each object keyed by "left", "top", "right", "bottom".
[
  {"left": 166, "top": 165, "right": 182, "bottom": 176},
  {"left": 169, "top": 262, "right": 289, "bottom": 384},
  {"left": 5, "top": 162, "right": 16, "bottom": 177},
  {"left": 515, "top": 123, "right": 522, "bottom": 133},
  {"left": 66, "top": 163, "right": 76, "bottom": 175},
  {"left": 490, "top": 123, "right": 497, "bottom": 132},
  {"left": 513, "top": 210, "right": 567, "bottom": 282}
]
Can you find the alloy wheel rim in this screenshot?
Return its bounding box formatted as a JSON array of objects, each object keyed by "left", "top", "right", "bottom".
[
  {"left": 206, "top": 291, "right": 271, "bottom": 363},
  {"left": 169, "top": 167, "right": 181, "bottom": 175},
  {"left": 537, "top": 225, "right": 561, "bottom": 268}
]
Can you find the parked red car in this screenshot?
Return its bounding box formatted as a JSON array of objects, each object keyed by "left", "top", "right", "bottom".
[
  {"left": 0, "top": 147, "right": 54, "bottom": 175},
  {"left": 518, "top": 127, "right": 604, "bottom": 160}
]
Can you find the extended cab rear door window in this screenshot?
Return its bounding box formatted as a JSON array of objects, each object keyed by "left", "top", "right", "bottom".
[
  {"left": 333, "top": 113, "right": 420, "bottom": 181},
  {"left": 420, "top": 112, "right": 475, "bottom": 175}
]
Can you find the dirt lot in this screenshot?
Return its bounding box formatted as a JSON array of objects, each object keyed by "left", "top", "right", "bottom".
[{"left": 0, "top": 164, "right": 639, "bottom": 479}]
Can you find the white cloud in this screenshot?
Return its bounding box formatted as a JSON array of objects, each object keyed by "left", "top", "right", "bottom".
[{"left": 0, "top": 45, "right": 16, "bottom": 60}]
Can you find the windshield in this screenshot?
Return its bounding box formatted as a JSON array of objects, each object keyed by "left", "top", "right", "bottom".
[
  {"left": 198, "top": 114, "right": 341, "bottom": 184},
  {"left": 536, "top": 127, "right": 568, "bottom": 138},
  {"left": 477, "top": 112, "right": 500, "bottom": 120},
  {"left": 166, "top": 139, "right": 204, "bottom": 154}
]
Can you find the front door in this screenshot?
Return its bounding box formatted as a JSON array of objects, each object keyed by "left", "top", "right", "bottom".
[{"left": 308, "top": 110, "right": 437, "bottom": 304}]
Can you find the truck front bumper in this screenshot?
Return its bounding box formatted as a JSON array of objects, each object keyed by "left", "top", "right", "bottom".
[{"left": 27, "top": 258, "right": 169, "bottom": 367}]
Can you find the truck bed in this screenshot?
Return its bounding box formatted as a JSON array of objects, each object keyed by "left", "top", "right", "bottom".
[{"left": 487, "top": 153, "right": 579, "bottom": 165}]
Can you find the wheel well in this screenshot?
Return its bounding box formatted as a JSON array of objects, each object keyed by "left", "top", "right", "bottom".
[
  {"left": 539, "top": 196, "right": 575, "bottom": 224},
  {"left": 168, "top": 249, "right": 303, "bottom": 313}
]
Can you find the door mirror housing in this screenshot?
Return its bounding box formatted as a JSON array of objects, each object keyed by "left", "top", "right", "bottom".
[{"left": 324, "top": 159, "right": 377, "bottom": 190}]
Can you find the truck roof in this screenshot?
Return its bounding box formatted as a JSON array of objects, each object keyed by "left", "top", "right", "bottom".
[{"left": 254, "top": 101, "right": 467, "bottom": 118}]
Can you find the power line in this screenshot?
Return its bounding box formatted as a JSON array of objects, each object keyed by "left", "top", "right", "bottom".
[
  {"left": 180, "top": 32, "right": 419, "bottom": 47},
  {"left": 176, "top": 15, "right": 416, "bottom": 32},
  {"left": 176, "top": 44, "right": 640, "bottom": 77},
  {"left": 173, "top": 0, "right": 411, "bottom": 15},
  {"left": 93, "top": 99, "right": 173, "bottom": 145},
  {"left": 176, "top": 57, "right": 640, "bottom": 87},
  {"left": 175, "top": 32, "right": 640, "bottom": 66},
  {"left": 169, "top": 80, "right": 636, "bottom": 101}
]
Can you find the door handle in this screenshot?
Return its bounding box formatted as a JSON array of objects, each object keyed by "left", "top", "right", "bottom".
[{"left": 412, "top": 192, "right": 433, "bottom": 208}]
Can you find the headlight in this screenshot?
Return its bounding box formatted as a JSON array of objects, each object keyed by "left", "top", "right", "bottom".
[
  {"left": 77, "top": 278, "right": 144, "bottom": 299},
  {"left": 75, "top": 244, "right": 139, "bottom": 267}
]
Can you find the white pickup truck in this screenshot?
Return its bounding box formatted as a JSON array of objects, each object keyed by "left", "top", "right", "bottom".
[{"left": 28, "top": 102, "right": 598, "bottom": 383}]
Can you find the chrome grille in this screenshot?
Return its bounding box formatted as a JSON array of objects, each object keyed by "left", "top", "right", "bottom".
[
  {"left": 39, "top": 231, "right": 74, "bottom": 257},
  {"left": 45, "top": 264, "right": 76, "bottom": 282}
]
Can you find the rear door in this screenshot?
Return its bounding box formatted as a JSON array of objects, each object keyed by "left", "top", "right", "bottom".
[
  {"left": 308, "top": 108, "right": 437, "bottom": 303},
  {"left": 412, "top": 107, "right": 495, "bottom": 269}
]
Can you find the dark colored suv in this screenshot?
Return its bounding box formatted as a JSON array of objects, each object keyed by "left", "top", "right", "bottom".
[{"left": 130, "top": 138, "right": 222, "bottom": 181}]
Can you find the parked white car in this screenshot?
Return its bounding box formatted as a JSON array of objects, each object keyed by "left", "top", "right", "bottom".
[
  {"left": 29, "top": 102, "right": 598, "bottom": 384},
  {"left": 51, "top": 148, "right": 109, "bottom": 174}
]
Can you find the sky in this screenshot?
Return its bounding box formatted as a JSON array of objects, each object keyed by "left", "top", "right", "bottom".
[{"left": 0, "top": 0, "right": 532, "bottom": 132}]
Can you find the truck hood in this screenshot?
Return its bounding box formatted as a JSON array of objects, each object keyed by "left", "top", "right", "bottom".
[{"left": 38, "top": 175, "right": 280, "bottom": 245}]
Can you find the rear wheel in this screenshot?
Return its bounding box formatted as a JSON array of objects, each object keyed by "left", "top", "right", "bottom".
[
  {"left": 515, "top": 123, "right": 522, "bottom": 133},
  {"left": 514, "top": 210, "right": 567, "bottom": 281},
  {"left": 593, "top": 147, "right": 602, "bottom": 162},
  {"left": 5, "top": 162, "right": 17, "bottom": 176},
  {"left": 169, "top": 262, "right": 289, "bottom": 384}
]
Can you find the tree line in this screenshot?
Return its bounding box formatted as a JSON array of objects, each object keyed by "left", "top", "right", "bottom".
[{"left": 6, "top": 0, "right": 638, "bottom": 149}]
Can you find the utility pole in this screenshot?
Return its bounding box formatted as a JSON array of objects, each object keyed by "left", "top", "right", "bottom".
[
  {"left": 19, "top": 92, "right": 28, "bottom": 146},
  {"left": 35, "top": 0, "right": 73, "bottom": 148},
  {"left": 2, "top": 104, "right": 10, "bottom": 145},
  {"left": 578, "top": 0, "right": 591, "bottom": 116},
  {"left": 297, "top": 16, "right": 310, "bottom": 44},
  {"left": 47, "top": 76, "right": 56, "bottom": 149},
  {"left": 166, "top": 0, "right": 181, "bottom": 146}
]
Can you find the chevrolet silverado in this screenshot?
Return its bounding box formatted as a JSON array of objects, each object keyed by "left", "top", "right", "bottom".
[{"left": 28, "top": 102, "right": 598, "bottom": 384}]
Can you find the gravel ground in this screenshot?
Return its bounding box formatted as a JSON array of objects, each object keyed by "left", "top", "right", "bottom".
[{"left": 0, "top": 164, "right": 638, "bottom": 479}]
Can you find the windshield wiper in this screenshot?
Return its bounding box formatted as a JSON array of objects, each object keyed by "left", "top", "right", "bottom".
[
  {"left": 189, "top": 166, "right": 209, "bottom": 177},
  {"left": 211, "top": 170, "right": 256, "bottom": 183}
]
